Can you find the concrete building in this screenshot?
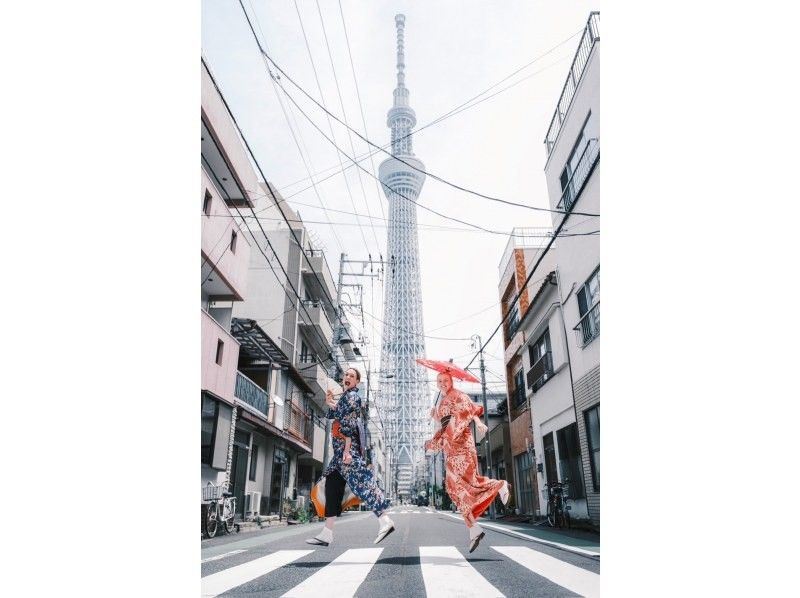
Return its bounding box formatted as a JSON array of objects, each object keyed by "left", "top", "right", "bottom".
[
  {"left": 201, "top": 56, "right": 255, "bottom": 495},
  {"left": 497, "top": 228, "right": 557, "bottom": 517},
  {"left": 201, "top": 57, "right": 356, "bottom": 522},
  {"left": 542, "top": 11, "right": 600, "bottom": 527},
  {"left": 231, "top": 191, "right": 352, "bottom": 517}
]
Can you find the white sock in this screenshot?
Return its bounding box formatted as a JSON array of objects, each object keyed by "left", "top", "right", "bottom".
[
  {"left": 318, "top": 527, "right": 333, "bottom": 542},
  {"left": 469, "top": 524, "right": 483, "bottom": 539},
  {"left": 499, "top": 481, "right": 509, "bottom": 504}
]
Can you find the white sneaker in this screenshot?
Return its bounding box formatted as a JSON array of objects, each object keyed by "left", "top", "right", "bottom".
[
  {"left": 374, "top": 515, "right": 395, "bottom": 544},
  {"left": 306, "top": 527, "right": 332, "bottom": 546},
  {"left": 499, "top": 481, "right": 511, "bottom": 506}
]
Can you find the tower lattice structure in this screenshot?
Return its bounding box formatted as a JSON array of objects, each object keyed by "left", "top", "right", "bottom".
[{"left": 378, "top": 14, "right": 431, "bottom": 499}]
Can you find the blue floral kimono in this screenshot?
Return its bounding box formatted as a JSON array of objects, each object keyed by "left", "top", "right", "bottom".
[{"left": 321, "top": 386, "right": 388, "bottom": 516}]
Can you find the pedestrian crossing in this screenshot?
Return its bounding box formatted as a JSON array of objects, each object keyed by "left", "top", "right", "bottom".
[{"left": 201, "top": 545, "right": 599, "bottom": 597}]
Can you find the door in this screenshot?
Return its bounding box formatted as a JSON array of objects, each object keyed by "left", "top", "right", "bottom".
[
  {"left": 269, "top": 448, "right": 288, "bottom": 516},
  {"left": 543, "top": 432, "right": 558, "bottom": 486},
  {"left": 230, "top": 430, "right": 249, "bottom": 518}
]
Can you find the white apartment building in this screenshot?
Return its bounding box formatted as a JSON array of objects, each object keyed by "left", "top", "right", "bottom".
[{"left": 543, "top": 11, "right": 600, "bottom": 527}]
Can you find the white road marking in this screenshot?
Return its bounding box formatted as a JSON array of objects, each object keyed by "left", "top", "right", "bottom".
[
  {"left": 201, "top": 549, "right": 247, "bottom": 564},
  {"left": 440, "top": 513, "right": 600, "bottom": 557},
  {"left": 419, "top": 546, "right": 505, "bottom": 597},
  {"left": 492, "top": 546, "right": 599, "bottom": 598},
  {"left": 201, "top": 550, "right": 313, "bottom": 598},
  {"left": 281, "top": 548, "right": 384, "bottom": 597}
]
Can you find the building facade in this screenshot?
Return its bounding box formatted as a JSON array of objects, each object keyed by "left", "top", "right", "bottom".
[{"left": 542, "top": 11, "right": 600, "bottom": 527}]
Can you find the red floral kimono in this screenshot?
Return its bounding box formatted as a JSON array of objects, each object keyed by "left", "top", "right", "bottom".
[{"left": 425, "top": 390, "right": 504, "bottom": 524}]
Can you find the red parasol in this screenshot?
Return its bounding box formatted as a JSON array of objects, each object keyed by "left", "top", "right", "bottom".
[{"left": 415, "top": 358, "right": 480, "bottom": 384}]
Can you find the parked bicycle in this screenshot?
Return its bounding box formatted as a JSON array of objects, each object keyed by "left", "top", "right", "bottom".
[
  {"left": 544, "top": 479, "right": 571, "bottom": 529},
  {"left": 203, "top": 482, "right": 239, "bottom": 539}
]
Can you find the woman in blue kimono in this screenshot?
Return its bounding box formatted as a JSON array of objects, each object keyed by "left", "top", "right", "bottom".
[{"left": 306, "top": 367, "right": 395, "bottom": 546}]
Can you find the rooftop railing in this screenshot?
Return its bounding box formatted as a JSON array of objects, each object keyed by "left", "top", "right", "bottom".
[{"left": 544, "top": 12, "right": 600, "bottom": 157}]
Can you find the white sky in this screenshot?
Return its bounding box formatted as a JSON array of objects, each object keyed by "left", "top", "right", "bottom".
[{"left": 201, "top": 1, "right": 599, "bottom": 397}]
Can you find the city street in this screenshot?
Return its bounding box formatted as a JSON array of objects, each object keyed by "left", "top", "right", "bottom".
[{"left": 201, "top": 507, "right": 599, "bottom": 597}]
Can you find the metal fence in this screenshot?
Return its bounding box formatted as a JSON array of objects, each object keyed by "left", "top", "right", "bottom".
[
  {"left": 544, "top": 12, "right": 600, "bottom": 157},
  {"left": 574, "top": 301, "right": 600, "bottom": 347}
]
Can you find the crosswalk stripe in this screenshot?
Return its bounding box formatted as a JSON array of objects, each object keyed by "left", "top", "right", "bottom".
[
  {"left": 492, "top": 546, "right": 599, "bottom": 598},
  {"left": 419, "top": 546, "right": 505, "bottom": 597},
  {"left": 281, "top": 548, "right": 383, "bottom": 598},
  {"left": 201, "top": 549, "right": 247, "bottom": 564},
  {"left": 201, "top": 550, "right": 313, "bottom": 598}
]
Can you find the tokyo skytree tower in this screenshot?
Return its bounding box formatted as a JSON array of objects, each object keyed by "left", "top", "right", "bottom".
[{"left": 378, "top": 14, "right": 431, "bottom": 499}]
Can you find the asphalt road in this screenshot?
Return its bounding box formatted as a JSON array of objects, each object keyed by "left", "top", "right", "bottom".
[{"left": 201, "top": 506, "right": 599, "bottom": 597}]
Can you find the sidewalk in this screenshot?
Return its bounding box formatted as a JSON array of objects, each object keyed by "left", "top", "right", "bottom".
[{"left": 436, "top": 510, "right": 600, "bottom": 558}]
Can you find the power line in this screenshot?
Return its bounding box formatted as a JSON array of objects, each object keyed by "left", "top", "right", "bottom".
[
  {"left": 464, "top": 157, "right": 600, "bottom": 371},
  {"left": 261, "top": 49, "right": 600, "bottom": 219},
  {"left": 275, "top": 28, "right": 583, "bottom": 194},
  {"left": 361, "top": 309, "right": 473, "bottom": 342},
  {"left": 337, "top": 0, "right": 387, "bottom": 223},
  {"left": 314, "top": 0, "right": 382, "bottom": 252},
  {"left": 246, "top": 0, "right": 346, "bottom": 256},
  {"left": 291, "top": 0, "right": 372, "bottom": 253},
  {"left": 204, "top": 35, "right": 352, "bottom": 371},
  {"left": 207, "top": 210, "right": 600, "bottom": 238}
]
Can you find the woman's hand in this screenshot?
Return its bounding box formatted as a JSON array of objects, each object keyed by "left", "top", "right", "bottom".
[
  {"left": 343, "top": 450, "right": 353, "bottom": 465},
  {"left": 475, "top": 419, "right": 488, "bottom": 437},
  {"left": 325, "top": 389, "right": 337, "bottom": 409}
]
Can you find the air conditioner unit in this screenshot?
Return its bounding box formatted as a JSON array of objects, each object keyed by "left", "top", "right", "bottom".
[{"left": 245, "top": 491, "right": 262, "bottom": 517}]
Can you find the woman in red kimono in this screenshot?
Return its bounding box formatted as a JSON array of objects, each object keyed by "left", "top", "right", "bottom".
[{"left": 425, "top": 372, "right": 510, "bottom": 552}]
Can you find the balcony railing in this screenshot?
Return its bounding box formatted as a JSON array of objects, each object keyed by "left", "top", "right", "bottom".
[
  {"left": 574, "top": 301, "right": 600, "bottom": 347},
  {"left": 235, "top": 371, "right": 268, "bottom": 415},
  {"left": 557, "top": 138, "right": 600, "bottom": 213},
  {"left": 527, "top": 351, "right": 554, "bottom": 392},
  {"left": 545, "top": 12, "right": 600, "bottom": 157}
]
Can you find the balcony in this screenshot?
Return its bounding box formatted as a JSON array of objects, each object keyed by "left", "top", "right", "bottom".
[
  {"left": 298, "top": 299, "right": 334, "bottom": 354},
  {"left": 235, "top": 371, "right": 268, "bottom": 416},
  {"left": 557, "top": 138, "right": 600, "bottom": 213},
  {"left": 302, "top": 249, "right": 337, "bottom": 312},
  {"left": 527, "top": 351, "right": 554, "bottom": 392},
  {"left": 299, "top": 358, "right": 329, "bottom": 405},
  {"left": 498, "top": 227, "right": 552, "bottom": 282},
  {"left": 574, "top": 301, "right": 600, "bottom": 347},
  {"left": 544, "top": 12, "right": 600, "bottom": 157}
]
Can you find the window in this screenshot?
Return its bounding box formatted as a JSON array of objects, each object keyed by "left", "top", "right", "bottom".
[
  {"left": 215, "top": 339, "right": 224, "bottom": 365},
  {"left": 249, "top": 444, "right": 259, "bottom": 481},
  {"left": 203, "top": 190, "right": 212, "bottom": 215},
  {"left": 576, "top": 267, "right": 600, "bottom": 345},
  {"left": 527, "top": 329, "right": 553, "bottom": 391},
  {"left": 299, "top": 341, "right": 316, "bottom": 364},
  {"left": 556, "top": 423, "right": 585, "bottom": 499},
  {"left": 505, "top": 302, "right": 520, "bottom": 342},
  {"left": 513, "top": 368, "right": 525, "bottom": 408},
  {"left": 230, "top": 230, "right": 237, "bottom": 253},
  {"left": 201, "top": 396, "right": 217, "bottom": 465},
  {"left": 201, "top": 394, "right": 232, "bottom": 470},
  {"left": 558, "top": 113, "right": 598, "bottom": 212},
  {"left": 584, "top": 404, "right": 600, "bottom": 491}
]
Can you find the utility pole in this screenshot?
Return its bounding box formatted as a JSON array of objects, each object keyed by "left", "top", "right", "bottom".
[{"left": 472, "top": 334, "right": 494, "bottom": 519}]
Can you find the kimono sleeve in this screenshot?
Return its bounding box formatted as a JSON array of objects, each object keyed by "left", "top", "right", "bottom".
[
  {"left": 425, "top": 429, "right": 444, "bottom": 453},
  {"left": 452, "top": 392, "right": 483, "bottom": 437}
]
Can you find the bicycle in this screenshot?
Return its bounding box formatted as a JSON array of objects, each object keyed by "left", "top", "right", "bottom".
[
  {"left": 544, "top": 480, "right": 571, "bottom": 529},
  {"left": 202, "top": 482, "right": 240, "bottom": 539}
]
